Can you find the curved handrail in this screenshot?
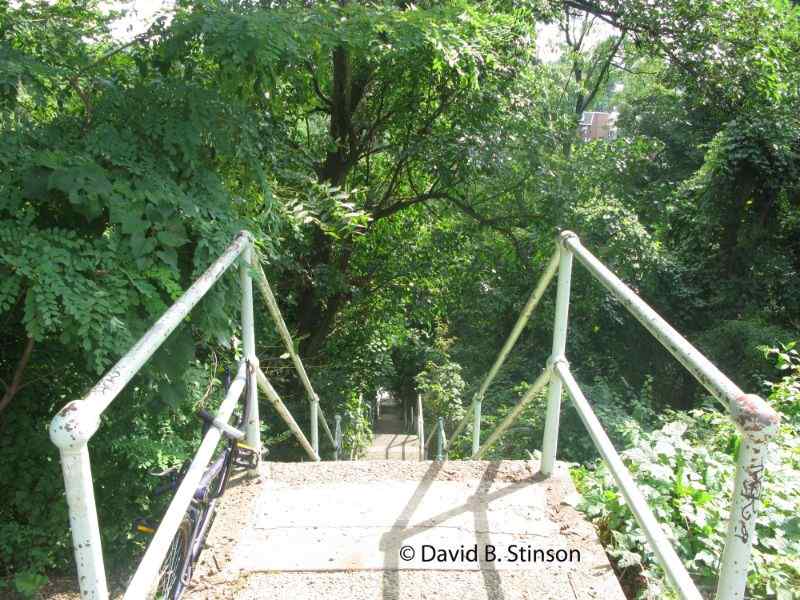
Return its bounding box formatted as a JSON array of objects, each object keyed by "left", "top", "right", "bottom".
[{"left": 50, "top": 231, "right": 339, "bottom": 600}]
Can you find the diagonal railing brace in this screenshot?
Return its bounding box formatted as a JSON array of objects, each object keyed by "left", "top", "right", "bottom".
[
  {"left": 445, "top": 248, "right": 560, "bottom": 455},
  {"left": 251, "top": 255, "right": 335, "bottom": 451}
]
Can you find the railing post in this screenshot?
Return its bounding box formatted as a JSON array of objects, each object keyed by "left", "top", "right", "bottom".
[
  {"left": 472, "top": 393, "right": 482, "bottom": 457},
  {"left": 716, "top": 395, "right": 779, "bottom": 600},
  {"left": 50, "top": 402, "right": 108, "bottom": 600},
  {"left": 311, "top": 393, "right": 320, "bottom": 456},
  {"left": 334, "top": 414, "right": 342, "bottom": 461},
  {"left": 541, "top": 231, "right": 576, "bottom": 476},
  {"left": 417, "top": 394, "right": 424, "bottom": 460},
  {"left": 436, "top": 417, "right": 445, "bottom": 461},
  {"left": 240, "top": 237, "right": 260, "bottom": 474}
]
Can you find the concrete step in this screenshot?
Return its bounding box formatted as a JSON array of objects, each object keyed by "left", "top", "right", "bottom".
[
  {"left": 364, "top": 405, "right": 420, "bottom": 460},
  {"left": 364, "top": 432, "right": 420, "bottom": 460},
  {"left": 185, "top": 460, "right": 624, "bottom": 600}
]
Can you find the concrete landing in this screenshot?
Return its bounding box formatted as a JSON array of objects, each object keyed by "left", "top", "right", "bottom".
[{"left": 185, "top": 461, "right": 624, "bottom": 600}]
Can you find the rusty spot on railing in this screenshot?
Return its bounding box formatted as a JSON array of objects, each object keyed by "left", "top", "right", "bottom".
[
  {"left": 732, "top": 394, "right": 780, "bottom": 436},
  {"left": 58, "top": 401, "right": 80, "bottom": 417}
]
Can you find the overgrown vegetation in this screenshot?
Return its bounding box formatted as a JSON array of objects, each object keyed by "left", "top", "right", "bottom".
[
  {"left": 1, "top": 0, "right": 798, "bottom": 597},
  {"left": 574, "top": 346, "right": 800, "bottom": 598}
]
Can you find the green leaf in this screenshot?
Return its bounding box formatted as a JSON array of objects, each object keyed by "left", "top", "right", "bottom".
[{"left": 14, "top": 571, "right": 48, "bottom": 598}]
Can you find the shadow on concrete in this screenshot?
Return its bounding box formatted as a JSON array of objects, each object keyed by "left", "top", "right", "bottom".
[
  {"left": 379, "top": 460, "right": 543, "bottom": 600},
  {"left": 370, "top": 403, "right": 419, "bottom": 460}
]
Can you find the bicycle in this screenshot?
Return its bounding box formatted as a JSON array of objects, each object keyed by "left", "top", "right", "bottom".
[{"left": 133, "top": 363, "right": 261, "bottom": 600}]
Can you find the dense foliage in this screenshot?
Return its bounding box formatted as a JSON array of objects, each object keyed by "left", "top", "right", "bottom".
[
  {"left": 574, "top": 347, "right": 800, "bottom": 598},
  {"left": 1, "top": 0, "right": 798, "bottom": 597}
]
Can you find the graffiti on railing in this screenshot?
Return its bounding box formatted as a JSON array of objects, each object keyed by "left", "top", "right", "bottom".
[{"left": 735, "top": 461, "right": 765, "bottom": 544}]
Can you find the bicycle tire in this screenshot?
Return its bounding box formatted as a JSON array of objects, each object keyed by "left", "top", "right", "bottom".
[{"left": 152, "top": 516, "right": 192, "bottom": 600}]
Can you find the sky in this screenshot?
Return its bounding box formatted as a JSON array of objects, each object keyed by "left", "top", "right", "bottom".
[
  {"left": 107, "top": 1, "right": 613, "bottom": 62},
  {"left": 107, "top": 0, "right": 174, "bottom": 40}
]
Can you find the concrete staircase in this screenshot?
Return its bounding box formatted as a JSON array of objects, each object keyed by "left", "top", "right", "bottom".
[
  {"left": 185, "top": 460, "right": 625, "bottom": 600},
  {"left": 364, "top": 402, "right": 420, "bottom": 461}
]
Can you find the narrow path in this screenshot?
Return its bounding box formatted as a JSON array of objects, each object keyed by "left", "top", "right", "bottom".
[{"left": 364, "top": 401, "right": 420, "bottom": 461}]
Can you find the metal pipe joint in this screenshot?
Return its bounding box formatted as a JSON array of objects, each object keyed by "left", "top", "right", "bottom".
[
  {"left": 546, "top": 355, "right": 568, "bottom": 372},
  {"left": 731, "top": 393, "right": 780, "bottom": 443},
  {"left": 558, "top": 229, "right": 579, "bottom": 247},
  {"left": 49, "top": 400, "right": 101, "bottom": 450}
]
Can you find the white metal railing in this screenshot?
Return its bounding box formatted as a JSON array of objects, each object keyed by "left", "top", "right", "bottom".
[
  {"left": 416, "top": 394, "right": 424, "bottom": 460},
  {"left": 49, "top": 231, "right": 340, "bottom": 600},
  {"left": 448, "top": 231, "right": 780, "bottom": 600}
]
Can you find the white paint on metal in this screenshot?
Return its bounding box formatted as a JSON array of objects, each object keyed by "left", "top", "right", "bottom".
[
  {"left": 435, "top": 418, "right": 445, "bottom": 461},
  {"left": 562, "top": 234, "right": 773, "bottom": 420},
  {"left": 472, "top": 396, "right": 482, "bottom": 457},
  {"left": 716, "top": 396, "right": 779, "bottom": 600},
  {"left": 49, "top": 400, "right": 101, "bottom": 450},
  {"left": 555, "top": 361, "right": 703, "bottom": 600},
  {"left": 562, "top": 232, "right": 779, "bottom": 600},
  {"left": 209, "top": 416, "right": 245, "bottom": 440},
  {"left": 55, "top": 444, "right": 108, "bottom": 600},
  {"left": 49, "top": 233, "right": 250, "bottom": 600},
  {"left": 311, "top": 396, "right": 320, "bottom": 456},
  {"left": 472, "top": 367, "right": 551, "bottom": 460},
  {"left": 447, "top": 249, "right": 560, "bottom": 452},
  {"left": 49, "top": 227, "right": 775, "bottom": 600},
  {"left": 240, "top": 245, "right": 261, "bottom": 474},
  {"left": 124, "top": 361, "right": 248, "bottom": 600},
  {"left": 541, "top": 233, "right": 575, "bottom": 476},
  {"left": 334, "top": 415, "right": 342, "bottom": 461},
  {"left": 416, "top": 394, "right": 424, "bottom": 460},
  {"left": 79, "top": 232, "right": 249, "bottom": 417}
]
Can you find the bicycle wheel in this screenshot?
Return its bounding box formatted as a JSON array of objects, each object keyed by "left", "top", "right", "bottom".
[
  {"left": 153, "top": 516, "right": 192, "bottom": 600},
  {"left": 202, "top": 444, "right": 236, "bottom": 500}
]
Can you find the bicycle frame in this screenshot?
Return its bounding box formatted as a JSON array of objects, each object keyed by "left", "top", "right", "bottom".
[{"left": 142, "top": 377, "right": 248, "bottom": 599}]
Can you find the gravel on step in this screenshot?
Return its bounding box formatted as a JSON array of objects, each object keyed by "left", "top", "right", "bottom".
[{"left": 266, "top": 460, "right": 542, "bottom": 486}]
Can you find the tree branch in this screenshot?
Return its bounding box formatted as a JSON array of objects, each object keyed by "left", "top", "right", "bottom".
[
  {"left": 578, "top": 31, "right": 626, "bottom": 114},
  {"left": 0, "top": 337, "right": 34, "bottom": 414},
  {"left": 305, "top": 60, "right": 332, "bottom": 107},
  {"left": 371, "top": 190, "right": 450, "bottom": 221}
]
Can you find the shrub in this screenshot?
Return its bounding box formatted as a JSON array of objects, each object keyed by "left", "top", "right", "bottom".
[
  {"left": 415, "top": 358, "right": 466, "bottom": 426},
  {"left": 696, "top": 318, "right": 793, "bottom": 392},
  {"left": 339, "top": 391, "right": 373, "bottom": 459}
]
